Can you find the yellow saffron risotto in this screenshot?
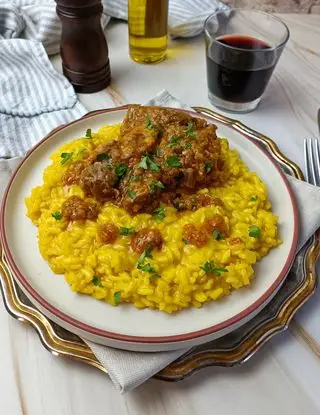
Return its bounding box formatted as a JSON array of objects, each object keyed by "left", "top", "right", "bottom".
[{"left": 25, "top": 123, "right": 281, "bottom": 313}]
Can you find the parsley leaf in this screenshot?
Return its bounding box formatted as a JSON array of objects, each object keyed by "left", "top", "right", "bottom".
[
  {"left": 60, "top": 152, "right": 73, "bottom": 165},
  {"left": 149, "top": 181, "right": 165, "bottom": 192},
  {"left": 153, "top": 207, "right": 166, "bottom": 222},
  {"left": 85, "top": 128, "right": 92, "bottom": 138},
  {"left": 77, "top": 148, "right": 86, "bottom": 156},
  {"left": 167, "top": 135, "right": 180, "bottom": 148},
  {"left": 212, "top": 231, "right": 224, "bottom": 240},
  {"left": 145, "top": 115, "right": 153, "bottom": 130},
  {"left": 185, "top": 122, "right": 197, "bottom": 138},
  {"left": 51, "top": 211, "right": 62, "bottom": 220},
  {"left": 130, "top": 174, "right": 141, "bottom": 182},
  {"left": 127, "top": 189, "right": 137, "bottom": 200},
  {"left": 184, "top": 141, "right": 192, "bottom": 150},
  {"left": 115, "top": 163, "right": 128, "bottom": 178},
  {"left": 251, "top": 195, "right": 258, "bottom": 201},
  {"left": 137, "top": 263, "right": 155, "bottom": 273},
  {"left": 114, "top": 291, "right": 121, "bottom": 305},
  {"left": 155, "top": 148, "right": 163, "bottom": 157},
  {"left": 92, "top": 275, "right": 103, "bottom": 288},
  {"left": 182, "top": 238, "right": 189, "bottom": 245},
  {"left": 248, "top": 225, "right": 261, "bottom": 238},
  {"left": 204, "top": 161, "right": 213, "bottom": 173},
  {"left": 137, "top": 246, "right": 153, "bottom": 264},
  {"left": 96, "top": 152, "right": 110, "bottom": 162},
  {"left": 119, "top": 227, "right": 136, "bottom": 236},
  {"left": 149, "top": 273, "right": 161, "bottom": 282},
  {"left": 166, "top": 155, "right": 181, "bottom": 168},
  {"left": 201, "top": 260, "right": 228, "bottom": 276},
  {"left": 138, "top": 155, "right": 160, "bottom": 172}
]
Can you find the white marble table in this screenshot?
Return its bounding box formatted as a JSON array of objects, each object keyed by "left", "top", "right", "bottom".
[{"left": 2, "top": 14, "right": 320, "bottom": 415}]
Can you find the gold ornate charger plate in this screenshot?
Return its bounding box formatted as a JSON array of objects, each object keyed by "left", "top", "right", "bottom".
[{"left": 0, "top": 107, "right": 318, "bottom": 380}]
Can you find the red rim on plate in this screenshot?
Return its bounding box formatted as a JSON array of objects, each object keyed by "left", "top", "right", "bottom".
[{"left": 0, "top": 106, "right": 299, "bottom": 344}]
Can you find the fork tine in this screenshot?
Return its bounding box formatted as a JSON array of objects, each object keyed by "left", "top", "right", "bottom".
[
  {"left": 308, "top": 139, "right": 317, "bottom": 186},
  {"left": 314, "top": 139, "right": 320, "bottom": 186},
  {"left": 304, "top": 139, "right": 310, "bottom": 183}
]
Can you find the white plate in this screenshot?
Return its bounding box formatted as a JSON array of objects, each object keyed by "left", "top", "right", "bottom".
[{"left": 0, "top": 107, "right": 299, "bottom": 352}]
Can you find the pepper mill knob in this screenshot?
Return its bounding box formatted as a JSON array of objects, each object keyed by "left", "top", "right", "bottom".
[{"left": 56, "top": 0, "right": 111, "bottom": 93}]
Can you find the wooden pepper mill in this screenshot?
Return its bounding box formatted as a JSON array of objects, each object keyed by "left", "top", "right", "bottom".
[{"left": 56, "top": 0, "right": 111, "bottom": 93}]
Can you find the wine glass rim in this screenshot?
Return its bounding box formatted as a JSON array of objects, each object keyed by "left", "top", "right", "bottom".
[{"left": 204, "top": 8, "right": 290, "bottom": 52}]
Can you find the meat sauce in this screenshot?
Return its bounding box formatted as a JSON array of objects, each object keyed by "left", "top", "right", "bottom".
[
  {"left": 183, "top": 214, "right": 227, "bottom": 248},
  {"left": 62, "top": 106, "right": 224, "bottom": 215},
  {"left": 99, "top": 223, "right": 119, "bottom": 244},
  {"left": 131, "top": 228, "right": 163, "bottom": 254},
  {"left": 61, "top": 196, "right": 99, "bottom": 221}
]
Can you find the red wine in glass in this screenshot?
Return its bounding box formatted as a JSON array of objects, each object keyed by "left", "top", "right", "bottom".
[{"left": 206, "top": 34, "right": 279, "bottom": 104}]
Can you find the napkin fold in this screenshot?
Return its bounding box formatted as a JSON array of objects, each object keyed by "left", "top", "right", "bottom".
[{"left": 2, "top": 91, "right": 320, "bottom": 394}]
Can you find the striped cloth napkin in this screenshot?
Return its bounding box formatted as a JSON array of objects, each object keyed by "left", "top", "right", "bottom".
[{"left": 0, "top": 0, "right": 229, "bottom": 158}]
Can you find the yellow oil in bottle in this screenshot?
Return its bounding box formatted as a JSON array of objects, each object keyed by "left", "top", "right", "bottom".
[{"left": 128, "top": 0, "right": 169, "bottom": 64}]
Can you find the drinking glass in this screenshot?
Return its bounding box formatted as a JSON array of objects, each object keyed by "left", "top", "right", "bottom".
[{"left": 204, "top": 9, "right": 290, "bottom": 113}]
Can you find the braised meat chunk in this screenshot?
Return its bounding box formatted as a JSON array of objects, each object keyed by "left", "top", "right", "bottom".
[
  {"left": 80, "top": 162, "right": 119, "bottom": 202},
  {"left": 63, "top": 106, "right": 224, "bottom": 215},
  {"left": 120, "top": 105, "right": 207, "bottom": 136},
  {"left": 131, "top": 228, "right": 163, "bottom": 254},
  {"left": 118, "top": 167, "right": 162, "bottom": 215},
  {"left": 62, "top": 196, "right": 99, "bottom": 221},
  {"left": 99, "top": 223, "right": 119, "bottom": 244}
]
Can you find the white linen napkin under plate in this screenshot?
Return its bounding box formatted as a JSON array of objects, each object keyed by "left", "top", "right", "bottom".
[{"left": 1, "top": 90, "right": 320, "bottom": 393}]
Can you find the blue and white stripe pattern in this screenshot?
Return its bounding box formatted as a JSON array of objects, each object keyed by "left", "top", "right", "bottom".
[
  {"left": 0, "top": 38, "right": 87, "bottom": 158},
  {"left": 0, "top": 0, "right": 228, "bottom": 159}
]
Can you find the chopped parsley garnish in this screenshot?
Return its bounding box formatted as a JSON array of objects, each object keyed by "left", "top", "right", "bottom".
[
  {"left": 155, "top": 148, "right": 163, "bottom": 157},
  {"left": 92, "top": 275, "right": 103, "bottom": 288},
  {"left": 201, "top": 260, "right": 228, "bottom": 276},
  {"left": 248, "top": 225, "right": 261, "bottom": 238},
  {"left": 167, "top": 135, "right": 180, "bottom": 148},
  {"left": 85, "top": 128, "right": 92, "bottom": 138},
  {"left": 119, "top": 227, "right": 136, "bottom": 236},
  {"left": 114, "top": 291, "right": 121, "bottom": 305},
  {"left": 145, "top": 115, "right": 158, "bottom": 131},
  {"left": 251, "top": 195, "right": 258, "bottom": 201},
  {"left": 138, "top": 154, "right": 160, "bottom": 172},
  {"left": 185, "top": 122, "right": 197, "bottom": 138},
  {"left": 137, "top": 263, "right": 155, "bottom": 273},
  {"left": 137, "top": 246, "right": 153, "bottom": 264},
  {"left": 204, "top": 161, "right": 213, "bottom": 173},
  {"left": 115, "top": 163, "right": 128, "bottom": 178},
  {"left": 166, "top": 155, "right": 181, "bottom": 168},
  {"left": 96, "top": 152, "right": 110, "bottom": 162},
  {"left": 127, "top": 189, "right": 137, "bottom": 200},
  {"left": 149, "top": 181, "right": 165, "bottom": 192},
  {"left": 153, "top": 207, "right": 166, "bottom": 221},
  {"left": 145, "top": 115, "right": 153, "bottom": 129},
  {"left": 184, "top": 141, "right": 192, "bottom": 149},
  {"left": 51, "top": 211, "right": 62, "bottom": 220},
  {"left": 149, "top": 273, "right": 161, "bottom": 282},
  {"left": 212, "top": 231, "right": 224, "bottom": 240},
  {"left": 182, "top": 238, "right": 189, "bottom": 245},
  {"left": 60, "top": 152, "right": 73, "bottom": 165},
  {"left": 130, "top": 174, "right": 141, "bottom": 182},
  {"left": 77, "top": 148, "right": 86, "bottom": 156}
]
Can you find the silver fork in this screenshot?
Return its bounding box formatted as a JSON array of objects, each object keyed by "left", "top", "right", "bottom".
[{"left": 304, "top": 138, "right": 320, "bottom": 185}]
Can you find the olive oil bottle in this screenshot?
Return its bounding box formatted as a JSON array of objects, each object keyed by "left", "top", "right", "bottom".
[{"left": 128, "top": 0, "right": 169, "bottom": 64}]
